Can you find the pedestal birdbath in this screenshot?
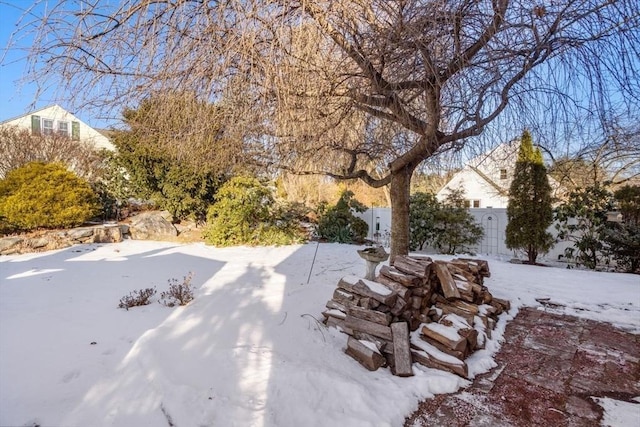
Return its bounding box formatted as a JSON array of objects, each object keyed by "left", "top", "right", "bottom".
[{"left": 357, "top": 246, "right": 389, "bottom": 280}]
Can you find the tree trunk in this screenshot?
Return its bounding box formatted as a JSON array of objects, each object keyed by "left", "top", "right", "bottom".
[
  {"left": 528, "top": 244, "right": 538, "bottom": 264},
  {"left": 389, "top": 166, "right": 416, "bottom": 264}
]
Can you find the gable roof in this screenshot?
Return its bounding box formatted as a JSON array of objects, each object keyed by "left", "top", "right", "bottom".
[
  {"left": 0, "top": 104, "right": 64, "bottom": 125},
  {"left": 437, "top": 139, "right": 564, "bottom": 204}
]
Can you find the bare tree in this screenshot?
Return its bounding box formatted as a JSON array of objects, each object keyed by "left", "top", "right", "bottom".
[
  {"left": 0, "top": 126, "right": 106, "bottom": 180},
  {"left": 549, "top": 121, "right": 640, "bottom": 191},
  {"left": 13, "top": 0, "right": 640, "bottom": 260}
]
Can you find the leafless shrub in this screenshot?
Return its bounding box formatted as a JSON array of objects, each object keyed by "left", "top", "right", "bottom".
[
  {"left": 159, "top": 272, "right": 195, "bottom": 307},
  {"left": 118, "top": 287, "right": 157, "bottom": 310},
  {"left": 0, "top": 126, "right": 106, "bottom": 181}
]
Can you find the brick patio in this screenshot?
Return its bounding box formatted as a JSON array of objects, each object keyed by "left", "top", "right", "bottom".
[{"left": 405, "top": 307, "right": 640, "bottom": 426}]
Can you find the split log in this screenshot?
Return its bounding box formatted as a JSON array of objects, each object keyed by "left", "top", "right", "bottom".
[
  {"left": 322, "top": 309, "right": 346, "bottom": 320},
  {"left": 325, "top": 317, "right": 353, "bottom": 334},
  {"left": 470, "top": 282, "right": 484, "bottom": 295},
  {"left": 435, "top": 302, "right": 475, "bottom": 325},
  {"left": 458, "top": 328, "right": 479, "bottom": 351},
  {"left": 393, "top": 256, "right": 431, "bottom": 279},
  {"left": 338, "top": 276, "right": 397, "bottom": 306},
  {"left": 326, "top": 299, "right": 347, "bottom": 313},
  {"left": 391, "top": 322, "right": 414, "bottom": 377},
  {"left": 432, "top": 262, "right": 461, "bottom": 300},
  {"left": 390, "top": 296, "right": 409, "bottom": 316},
  {"left": 410, "top": 255, "right": 433, "bottom": 265},
  {"left": 492, "top": 297, "right": 511, "bottom": 312},
  {"left": 325, "top": 255, "right": 507, "bottom": 377},
  {"left": 480, "top": 289, "right": 493, "bottom": 304},
  {"left": 377, "top": 304, "right": 391, "bottom": 314},
  {"left": 344, "top": 315, "right": 393, "bottom": 341},
  {"left": 417, "top": 334, "right": 466, "bottom": 360},
  {"left": 408, "top": 316, "right": 422, "bottom": 332},
  {"left": 345, "top": 337, "right": 386, "bottom": 371},
  {"left": 379, "top": 265, "right": 421, "bottom": 287},
  {"left": 457, "top": 290, "right": 475, "bottom": 303},
  {"left": 358, "top": 297, "right": 378, "bottom": 310},
  {"left": 347, "top": 306, "right": 392, "bottom": 326},
  {"left": 375, "top": 274, "right": 412, "bottom": 300},
  {"left": 421, "top": 323, "right": 467, "bottom": 353},
  {"left": 447, "top": 264, "right": 477, "bottom": 283},
  {"left": 478, "top": 303, "right": 497, "bottom": 316},
  {"left": 453, "top": 278, "right": 473, "bottom": 294},
  {"left": 411, "top": 286, "right": 432, "bottom": 297},
  {"left": 456, "top": 258, "right": 490, "bottom": 276},
  {"left": 333, "top": 288, "right": 358, "bottom": 306},
  {"left": 411, "top": 350, "right": 468, "bottom": 377},
  {"left": 450, "top": 300, "right": 480, "bottom": 315},
  {"left": 410, "top": 334, "right": 469, "bottom": 378},
  {"left": 352, "top": 331, "right": 392, "bottom": 353},
  {"left": 415, "top": 313, "right": 431, "bottom": 325}
]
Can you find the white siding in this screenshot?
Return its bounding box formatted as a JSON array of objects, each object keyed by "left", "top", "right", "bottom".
[
  {"left": 436, "top": 167, "right": 509, "bottom": 208},
  {"left": 1, "top": 105, "right": 114, "bottom": 151}
]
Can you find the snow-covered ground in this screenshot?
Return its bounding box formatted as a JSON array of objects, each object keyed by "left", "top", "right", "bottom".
[{"left": 1, "top": 241, "right": 638, "bottom": 427}]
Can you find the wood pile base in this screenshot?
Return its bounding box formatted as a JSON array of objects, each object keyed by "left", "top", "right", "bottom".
[{"left": 322, "top": 255, "right": 510, "bottom": 378}]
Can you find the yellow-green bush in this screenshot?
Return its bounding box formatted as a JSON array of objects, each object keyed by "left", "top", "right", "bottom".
[
  {"left": 0, "top": 162, "right": 100, "bottom": 231},
  {"left": 203, "top": 176, "right": 305, "bottom": 246}
]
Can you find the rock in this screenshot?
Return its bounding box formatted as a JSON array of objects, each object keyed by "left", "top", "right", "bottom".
[
  {"left": 129, "top": 211, "right": 178, "bottom": 240},
  {"left": 159, "top": 210, "right": 174, "bottom": 222},
  {"left": 174, "top": 220, "right": 197, "bottom": 234},
  {"left": 93, "top": 225, "right": 123, "bottom": 243},
  {"left": 67, "top": 228, "right": 95, "bottom": 241},
  {"left": 28, "top": 238, "right": 49, "bottom": 249},
  {"left": 119, "top": 224, "right": 130, "bottom": 236},
  {"left": 0, "top": 237, "right": 24, "bottom": 253}
]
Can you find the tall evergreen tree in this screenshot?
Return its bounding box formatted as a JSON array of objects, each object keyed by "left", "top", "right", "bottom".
[{"left": 506, "top": 131, "right": 554, "bottom": 264}]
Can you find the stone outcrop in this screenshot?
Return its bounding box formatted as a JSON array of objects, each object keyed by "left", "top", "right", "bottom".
[
  {"left": 0, "top": 224, "right": 125, "bottom": 255},
  {"left": 127, "top": 211, "right": 178, "bottom": 240},
  {"left": 1, "top": 211, "right": 193, "bottom": 256}
]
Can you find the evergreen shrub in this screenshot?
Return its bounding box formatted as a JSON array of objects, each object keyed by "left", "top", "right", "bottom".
[
  {"left": 203, "top": 176, "right": 305, "bottom": 246},
  {"left": 317, "top": 190, "right": 369, "bottom": 243},
  {"left": 0, "top": 162, "right": 99, "bottom": 231}
]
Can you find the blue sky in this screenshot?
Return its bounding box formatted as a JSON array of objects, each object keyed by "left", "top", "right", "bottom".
[
  {"left": 0, "top": 0, "right": 109, "bottom": 127},
  {"left": 0, "top": 1, "right": 35, "bottom": 122}
]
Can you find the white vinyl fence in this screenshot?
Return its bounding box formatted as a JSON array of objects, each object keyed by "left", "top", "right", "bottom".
[{"left": 355, "top": 207, "right": 573, "bottom": 260}]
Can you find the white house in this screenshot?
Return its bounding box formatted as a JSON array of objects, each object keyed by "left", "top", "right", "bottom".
[
  {"left": 436, "top": 141, "right": 518, "bottom": 208},
  {"left": 0, "top": 104, "right": 114, "bottom": 151},
  {"left": 436, "top": 140, "right": 564, "bottom": 208}
]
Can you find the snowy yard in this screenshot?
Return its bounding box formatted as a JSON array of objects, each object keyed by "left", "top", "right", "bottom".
[{"left": 1, "top": 241, "right": 638, "bottom": 427}]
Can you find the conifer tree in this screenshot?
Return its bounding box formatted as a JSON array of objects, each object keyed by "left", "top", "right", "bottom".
[{"left": 506, "top": 131, "right": 554, "bottom": 264}]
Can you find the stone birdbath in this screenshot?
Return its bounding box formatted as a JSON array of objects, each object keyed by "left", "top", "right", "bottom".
[{"left": 357, "top": 246, "right": 389, "bottom": 280}]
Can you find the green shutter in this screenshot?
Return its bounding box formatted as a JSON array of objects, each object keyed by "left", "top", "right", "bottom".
[
  {"left": 31, "top": 115, "right": 41, "bottom": 135},
  {"left": 72, "top": 121, "right": 80, "bottom": 140}
]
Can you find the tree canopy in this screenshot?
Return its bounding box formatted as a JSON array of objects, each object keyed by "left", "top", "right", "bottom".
[
  {"left": 16, "top": 0, "right": 640, "bottom": 260},
  {"left": 110, "top": 94, "right": 237, "bottom": 220}
]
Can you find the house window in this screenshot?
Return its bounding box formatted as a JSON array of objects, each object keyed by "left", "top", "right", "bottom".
[
  {"left": 42, "top": 119, "right": 54, "bottom": 135},
  {"left": 473, "top": 200, "right": 480, "bottom": 208},
  {"left": 500, "top": 169, "right": 507, "bottom": 180},
  {"left": 58, "top": 121, "right": 69, "bottom": 136},
  {"left": 464, "top": 200, "right": 471, "bottom": 208}
]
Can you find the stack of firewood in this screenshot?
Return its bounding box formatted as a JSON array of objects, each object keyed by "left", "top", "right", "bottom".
[{"left": 322, "top": 255, "right": 510, "bottom": 378}]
